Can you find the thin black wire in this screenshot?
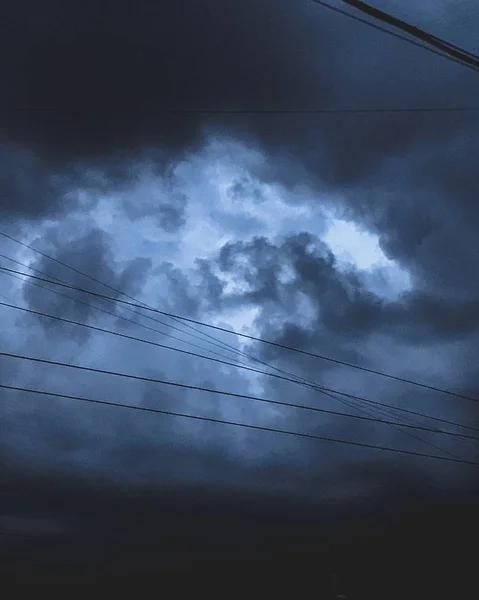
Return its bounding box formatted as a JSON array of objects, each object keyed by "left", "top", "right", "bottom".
[
  {"left": 0, "top": 246, "right": 405, "bottom": 436},
  {"left": 1, "top": 255, "right": 471, "bottom": 457},
  {"left": 335, "top": 392, "right": 465, "bottom": 461},
  {"left": 0, "top": 347, "right": 476, "bottom": 441},
  {"left": 0, "top": 231, "right": 367, "bottom": 404},
  {"left": 309, "top": 0, "right": 479, "bottom": 72},
  {"left": 3, "top": 263, "right": 478, "bottom": 407},
  {"left": 0, "top": 262, "right": 333, "bottom": 403},
  {"left": 1, "top": 382, "right": 477, "bottom": 467},
  {"left": 0, "top": 249, "right": 337, "bottom": 415},
  {"left": 0, "top": 231, "right": 264, "bottom": 370},
  {"left": 0, "top": 238, "right": 475, "bottom": 463},
  {"left": 0, "top": 298, "right": 321, "bottom": 388},
  {"left": 1, "top": 258, "right": 476, "bottom": 459},
  {"left": 3, "top": 274, "right": 476, "bottom": 450},
  {"left": 0, "top": 258, "right": 258, "bottom": 370},
  {"left": 341, "top": 0, "right": 479, "bottom": 66},
  {"left": 2, "top": 107, "right": 478, "bottom": 113},
  {"left": 1, "top": 232, "right": 478, "bottom": 407},
  {"left": 0, "top": 271, "right": 475, "bottom": 437},
  {"left": 0, "top": 262, "right": 364, "bottom": 404}
]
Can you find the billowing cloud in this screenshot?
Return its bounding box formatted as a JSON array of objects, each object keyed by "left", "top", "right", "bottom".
[{"left": 1, "top": 3, "right": 479, "bottom": 576}]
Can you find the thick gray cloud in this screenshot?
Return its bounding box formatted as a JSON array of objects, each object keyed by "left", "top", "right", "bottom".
[
  {"left": 191, "top": 231, "right": 479, "bottom": 465},
  {"left": 208, "top": 233, "right": 479, "bottom": 345},
  {"left": 21, "top": 227, "right": 152, "bottom": 341}
]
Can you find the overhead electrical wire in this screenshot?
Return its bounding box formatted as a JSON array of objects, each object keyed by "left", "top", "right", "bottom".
[
  {"left": 0, "top": 347, "right": 476, "bottom": 442},
  {"left": 1, "top": 273, "right": 477, "bottom": 438},
  {"left": 0, "top": 298, "right": 328, "bottom": 387},
  {"left": 2, "top": 262, "right": 478, "bottom": 407},
  {"left": 4, "top": 227, "right": 472, "bottom": 407},
  {"left": 0, "top": 249, "right": 262, "bottom": 372},
  {"left": 319, "top": 390, "right": 465, "bottom": 461},
  {"left": 0, "top": 7, "right": 476, "bottom": 472},
  {"left": 0, "top": 236, "right": 475, "bottom": 462},
  {"left": 1, "top": 230, "right": 393, "bottom": 423},
  {"left": 341, "top": 0, "right": 479, "bottom": 68},
  {"left": 309, "top": 0, "right": 479, "bottom": 72},
  {"left": 1, "top": 381, "right": 477, "bottom": 467},
  {"left": 0, "top": 259, "right": 259, "bottom": 371},
  {"left": 0, "top": 250, "right": 312, "bottom": 397},
  {"left": 2, "top": 266, "right": 477, "bottom": 451},
  {"left": 2, "top": 256, "right": 475, "bottom": 461},
  {"left": 0, "top": 246, "right": 401, "bottom": 420},
  {"left": 2, "top": 107, "right": 478, "bottom": 114},
  {"left": 0, "top": 251, "right": 476, "bottom": 458},
  {"left": 0, "top": 231, "right": 264, "bottom": 368}
]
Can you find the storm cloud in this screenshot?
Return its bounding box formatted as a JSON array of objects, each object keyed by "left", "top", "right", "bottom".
[{"left": 1, "top": 2, "right": 479, "bottom": 580}]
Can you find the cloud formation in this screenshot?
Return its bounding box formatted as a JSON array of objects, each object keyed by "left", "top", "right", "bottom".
[{"left": 1, "top": 1, "right": 478, "bottom": 545}]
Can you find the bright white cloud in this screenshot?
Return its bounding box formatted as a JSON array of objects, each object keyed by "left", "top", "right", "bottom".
[{"left": 323, "top": 216, "right": 412, "bottom": 298}]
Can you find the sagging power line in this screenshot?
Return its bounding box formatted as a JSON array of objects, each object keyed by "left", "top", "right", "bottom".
[
  {"left": 1, "top": 382, "right": 477, "bottom": 467},
  {"left": 0, "top": 299, "right": 476, "bottom": 442},
  {"left": 0, "top": 347, "right": 477, "bottom": 447},
  {"left": 341, "top": 0, "right": 479, "bottom": 68},
  {"left": 1, "top": 232, "right": 477, "bottom": 464},
  {"left": 310, "top": 0, "right": 479, "bottom": 72},
  {"left": 3, "top": 253, "right": 477, "bottom": 463},
  {"left": 2, "top": 261, "right": 478, "bottom": 408},
  {"left": 2, "top": 106, "right": 479, "bottom": 114}
]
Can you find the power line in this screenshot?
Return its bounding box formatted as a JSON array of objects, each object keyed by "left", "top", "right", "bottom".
[
  {"left": 2, "top": 287, "right": 476, "bottom": 445},
  {"left": 0, "top": 250, "right": 323, "bottom": 396},
  {"left": 2, "top": 107, "right": 478, "bottom": 114},
  {"left": 309, "top": 0, "right": 479, "bottom": 72},
  {"left": 1, "top": 268, "right": 476, "bottom": 440},
  {"left": 341, "top": 0, "right": 479, "bottom": 68},
  {"left": 0, "top": 257, "right": 260, "bottom": 371},
  {"left": 2, "top": 259, "right": 474, "bottom": 454},
  {"left": 1, "top": 232, "right": 477, "bottom": 407},
  {"left": 3, "top": 230, "right": 385, "bottom": 419},
  {"left": 1, "top": 382, "right": 477, "bottom": 467},
  {"left": 2, "top": 263, "right": 478, "bottom": 407},
  {"left": 0, "top": 249, "right": 346, "bottom": 435},
  {"left": 324, "top": 391, "right": 464, "bottom": 461},
  {"left": 0, "top": 298, "right": 322, "bottom": 388},
  {"left": 0, "top": 235, "right": 476, "bottom": 465},
  {"left": 0, "top": 241, "right": 396, "bottom": 428},
  {"left": 0, "top": 241, "right": 259, "bottom": 368},
  {"left": 0, "top": 231, "right": 262, "bottom": 367},
  {"left": 0, "top": 347, "right": 475, "bottom": 441},
  {"left": 0, "top": 256, "right": 475, "bottom": 460}
]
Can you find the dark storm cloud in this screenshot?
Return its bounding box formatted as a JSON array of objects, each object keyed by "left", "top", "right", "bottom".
[
  {"left": 212, "top": 233, "right": 479, "bottom": 345},
  {"left": 1, "top": 0, "right": 477, "bottom": 217},
  {"left": 0, "top": 1, "right": 330, "bottom": 168},
  {"left": 150, "top": 258, "right": 226, "bottom": 318},
  {"left": 154, "top": 201, "right": 187, "bottom": 232},
  {"left": 195, "top": 232, "right": 479, "bottom": 452},
  {"left": 0, "top": 144, "right": 66, "bottom": 219},
  {"left": 22, "top": 227, "right": 152, "bottom": 341},
  {"left": 1, "top": 0, "right": 479, "bottom": 553}
]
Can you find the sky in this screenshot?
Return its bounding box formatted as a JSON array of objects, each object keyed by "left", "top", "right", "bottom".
[{"left": 1, "top": 0, "right": 479, "bottom": 587}]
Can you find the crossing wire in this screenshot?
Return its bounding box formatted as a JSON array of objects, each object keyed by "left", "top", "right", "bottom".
[{"left": 1, "top": 382, "right": 477, "bottom": 467}]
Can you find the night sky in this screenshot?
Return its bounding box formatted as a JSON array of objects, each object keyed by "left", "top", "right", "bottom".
[{"left": 1, "top": 1, "right": 478, "bottom": 594}]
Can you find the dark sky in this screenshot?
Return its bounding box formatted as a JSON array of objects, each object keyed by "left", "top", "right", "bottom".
[{"left": 1, "top": 0, "right": 478, "bottom": 590}]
